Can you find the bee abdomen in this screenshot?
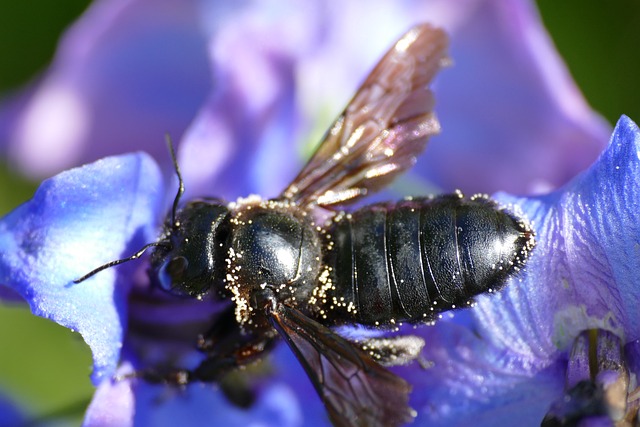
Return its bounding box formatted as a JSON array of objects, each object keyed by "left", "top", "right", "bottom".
[{"left": 323, "top": 194, "right": 534, "bottom": 326}]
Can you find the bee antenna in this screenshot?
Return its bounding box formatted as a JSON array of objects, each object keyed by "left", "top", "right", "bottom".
[
  {"left": 166, "top": 134, "right": 185, "bottom": 231},
  {"left": 75, "top": 136, "right": 185, "bottom": 285},
  {"left": 73, "top": 241, "right": 169, "bottom": 284},
  {"left": 74, "top": 136, "right": 185, "bottom": 285}
]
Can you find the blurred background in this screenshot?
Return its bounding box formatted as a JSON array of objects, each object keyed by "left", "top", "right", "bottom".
[{"left": 0, "top": 1, "right": 638, "bottom": 425}]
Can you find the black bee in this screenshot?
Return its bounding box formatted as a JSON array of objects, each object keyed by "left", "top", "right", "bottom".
[{"left": 78, "top": 24, "right": 535, "bottom": 427}]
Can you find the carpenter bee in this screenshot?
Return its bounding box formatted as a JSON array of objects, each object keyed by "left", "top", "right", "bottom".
[{"left": 78, "top": 24, "right": 535, "bottom": 427}]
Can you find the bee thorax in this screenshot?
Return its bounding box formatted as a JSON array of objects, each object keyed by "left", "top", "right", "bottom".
[{"left": 223, "top": 199, "right": 323, "bottom": 326}]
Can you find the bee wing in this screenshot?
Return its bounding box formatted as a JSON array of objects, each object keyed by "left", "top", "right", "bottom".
[
  {"left": 282, "top": 24, "right": 448, "bottom": 208},
  {"left": 269, "top": 303, "right": 415, "bottom": 427}
]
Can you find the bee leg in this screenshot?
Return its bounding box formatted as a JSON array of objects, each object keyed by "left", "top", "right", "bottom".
[
  {"left": 116, "top": 367, "right": 192, "bottom": 386},
  {"left": 190, "top": 312, "right": 277, "bottom": 409},
  {"left": 188, "top": 339, "right": 277, "bottom": 409},
  {"left": 190, "top": 306, "right": 278, "bottom": 380},
  {"left": 119, "top": 306, "right": 276, "bottom": 388},
  {"left": 358, "top": 335, "right": 428, "bottom": 367},
  {"left": 190, "top": 334, "right": 277, "bottom": 382}
]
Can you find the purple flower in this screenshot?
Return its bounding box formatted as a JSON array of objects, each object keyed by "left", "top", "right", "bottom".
[
  {"left": 0, "top": 391, "right": 25, "bottom": 427},
  {"left": 0, "top": 0, "right": 632, "bottom": 426},
  {"left": 0, "top": 0, "right": 608, "bottom": 196},
  {"left": 404, "top": 115, "right": 640, "bottom": 425},
  {"left": 2, "top": 116, "right": 638, "bottom": 426}
]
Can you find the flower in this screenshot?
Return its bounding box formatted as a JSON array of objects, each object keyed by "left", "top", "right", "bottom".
[
  {"left": 2, "top": 116, "right": 638, "bottom": 426},
  {"left": 0, "top": 0, "right": 608, "bottom": 196},
  {"left": 401, "top": 115, "right": 640, "bottom": 426},
  {"left": 0, "top": 391, "right": 25, "bottom": 427},
  {"left": 0, "top": 0, "right": 629, "bottom": 426}
]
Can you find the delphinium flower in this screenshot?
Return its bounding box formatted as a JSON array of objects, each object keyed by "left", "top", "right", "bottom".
[
  {"left": 0, "top": 0, "right": 608, "bottom": 193},
  {"left": 0, "top": 392, "right": 25, "bottom": 427},
  {"left": 0, "top": 0, "right": 631, "bottom": 426},
  {"left": 403, "top": 115, "right": 640, "bottom": 425}
]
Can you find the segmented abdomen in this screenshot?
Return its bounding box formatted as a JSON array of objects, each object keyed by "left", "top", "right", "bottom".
[{"left": 321, "top": 194, "right": 534, "bottom": 325}]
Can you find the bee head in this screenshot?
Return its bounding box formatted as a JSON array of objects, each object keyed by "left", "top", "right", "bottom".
[{"left": 150, "top": 200, "right": 230, "bottom": 298}]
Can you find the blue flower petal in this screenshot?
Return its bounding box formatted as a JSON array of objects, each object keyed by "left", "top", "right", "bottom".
[
  {"left": 424, "top": 0, "right": 611, "bottom": 194},
  {"left": 0, "top": 2, "right": 624, "bottom": 425},
  {"left": 132, "top": 383, "right": 303, "bottom": 427},
  {"left": 481, "top": 115, "right": 640, "bottom": 357},
  {"left": 0, "top": 391, "right": 25, "bottom": 427},
  {"left": 86, "top": 381, "right": 304, "bottom": 427},
  {"left": 396, "top": 321, "right": 565, "bottom": 426},
  {"left": 626, "top": 339, "right": 640, "bottom": 376},
  {"left": 180, "top": 0, "right": 610, "bottom": 199},
  {"left": 0, "top": 153, "right": 164, "bottom": 382},
  {"left": 178, "top": 0, "right": 315, "bottom": 199},
  {"left": 84, "top": 345, "right": 329, "bottom": 427},
  {"left": 384, "top": 116, "right": 640, "bottom": 426},
  {"left": 1, "top": 0, "right": 609, "bottom": 202},
  {"left": 83, "top": 372, "right": 135, "bottom": 427},
  {"left": 0, "top": 0, "right": 211, "bottom": 178}
]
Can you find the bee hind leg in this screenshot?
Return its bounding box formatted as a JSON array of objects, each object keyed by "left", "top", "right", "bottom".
[{"left": 358, "top": 334, "right": 429, "bottom": 367}]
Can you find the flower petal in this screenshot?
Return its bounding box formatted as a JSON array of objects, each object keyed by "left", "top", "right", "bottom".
[
  {"left": 0, "top": 153, "right": 164, "bottom": 382},
  {"left": 396, "top": 321, "right": 565, "bottom": 426},
  {"left": 424, "top": 0, "right": 611, "bottom": 194},
  {"left": 383, "top": 115, "right": 639, "bottom": 426},
  {"left": 84, "top": 345, "right": 330, "bottom": 427},
  {"left": 180, "top": 0, "right": 610, "bottom": 199},
  {"left": 179, "top": 0, "right": 322, "bottom": 199},
  {"left": 0, "top": 0, "right": 210, "bottom": 178},
  {"left": 481, "top": 115, "right": 640, "bottom": 360},
  {"left": 0, "top": 391, "right": 25, "bottom": 427},
  {"left": 1, "top": 0, "right": 609, "bottom": 201},
  {"left": 626, "top": 339, "right": 640, "bottom": 379}
]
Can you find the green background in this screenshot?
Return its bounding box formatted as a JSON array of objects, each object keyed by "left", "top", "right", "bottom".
[{"left": 0, "top": 1, "right": 638, "bottom": 424}]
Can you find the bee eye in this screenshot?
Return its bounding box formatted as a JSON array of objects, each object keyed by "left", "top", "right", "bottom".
[
  {"left": 158, "top": 256, "right": 189, "bottom": 293},
  {"left": 167, "top": 256, "right": 188, "bottom": 279}
]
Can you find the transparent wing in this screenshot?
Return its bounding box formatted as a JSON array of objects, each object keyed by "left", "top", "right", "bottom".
[
  {"left": 269, "top": 304, "right": 414, "bottom": 427},
  {"left": 282, "top": 23, "right": 449, "bottom": 208}
]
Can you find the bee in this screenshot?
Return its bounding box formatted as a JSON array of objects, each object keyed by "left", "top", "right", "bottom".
[{"left": 78, "top": 24, "right": 535, "bottom": 427}]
